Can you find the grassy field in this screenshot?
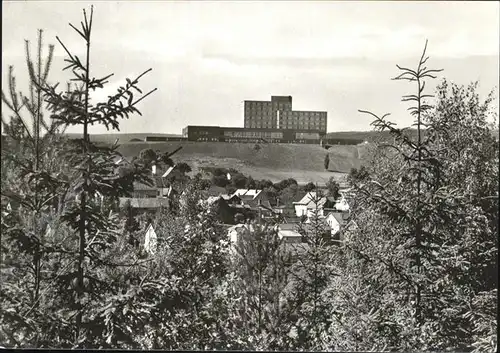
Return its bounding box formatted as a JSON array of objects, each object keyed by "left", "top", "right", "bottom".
[
  {"left": 63, "top": 132, "right": 372, "bottom": 185},
  {"left": 326, "top": 129, "right": 419, "bottom": 142},
  {"left": 116, "top": 141, "right": 369, "bottom": 185},
  {"left": 67, "top": 131, "right": 390, "bottom": 144}
]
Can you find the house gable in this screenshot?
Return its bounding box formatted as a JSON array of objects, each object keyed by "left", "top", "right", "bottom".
[{"left": 144, "top": 224, "right": 158, "bottom": 254}]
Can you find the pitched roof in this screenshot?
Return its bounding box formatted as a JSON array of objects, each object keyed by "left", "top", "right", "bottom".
[
  {"left": 259, "top": 200, "right": 273, "bottom": 209},
  {"left": 278, "top": 223, "right": 299, "bottom": 231},
  {"left": 133, "top": 175, "right": 171, "bottom": 191},
  {"left": 232, "top": 189, "right": 262, "bottom": 200},
  {"left": 278, "top": 229, "right": 302, "bottom": 239},
  {"left": 292, "top": 191, "right": 308, "bottom": 203},
  {"left": 144, "top": 224, "right": 158, "bottom": 254},
  {"left": 229, "top": 204, "right": 252, "bottom": 210},
  {"left": 133, "top": 181, "right": 157, "bottom": 191},
  {"left": 283, "top": 216, "right": 303, "bottom": 223},
  {"left": 204, "top": 185, "right": 228, "bottom": 197},
  {"left": 206, "top": 196, "right": 223, "bottom": 205},
  {"left": 326, "top": 211, "right": 346, "bottom": 225},
  {"left": 334, "top": 198, "right": 350, "bottom": 211},
  {"left": 114, "top": 156, "right": 131, "bottom": 165},
  {"left": 162, "top": 165, "right": 175, "bottom": 178},
  {"left": 119, "top": 197, "right": 170, "bottom": 209},
  {"left": 293, "top": 192, "right": 327, "bottom": 208}
]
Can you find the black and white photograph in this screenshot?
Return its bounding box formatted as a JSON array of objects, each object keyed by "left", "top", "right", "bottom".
[{"left": 1, "top": 0, "right": 498, "bottom": 350}]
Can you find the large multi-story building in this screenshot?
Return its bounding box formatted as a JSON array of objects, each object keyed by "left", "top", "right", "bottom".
[
  {"left": 182, "top": 125, "right": 322, "bottom": 144},
  {"left": 244, "top": 95, "right": 327, "bottom": 134}
]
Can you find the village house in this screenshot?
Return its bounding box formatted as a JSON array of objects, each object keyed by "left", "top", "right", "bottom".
[
  {"left": 119, "top": 162, "right": 176, "bottom": 214},
  {"left": 271, "top": 196, "right": 297, "bottom": 217},
  {"left": 293, "top": 189, "right": 352, "bottom": 219},
  {"left": 143, "top": 223, "right": 158, "bottom": 255},
  {"left": 203, "top": 185, "right": 228, "bottom": 198},
  {"left": 205, "top": 195, "right": 240, "bottom": 224},
  {"left": 324, "top": 211, "right": 350, "bottom": 241},
  {"left": 119, "top": 197, "right": 171, "bottom": 213},
  {"left": 232, "top": 189, "right": 271, "bottom": 208},
  {"left": 276, "top": 223, "right": 303, "bottom": 243},
  {"left": 292, "top": 191, "right": 327, "bottom": 218},
  {"left": 205, "top": 189, "right": 275, "bottom": 223}
]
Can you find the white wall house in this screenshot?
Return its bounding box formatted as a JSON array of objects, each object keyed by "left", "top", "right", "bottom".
[
  {"left": 325, "top": 212, "right": 343, "bottom": 236},
  {"left": 144, "top": 224, "right": 157, "bottom": 255},
  {"left": 293, "top": 192, "right": 327, "bottom": 218},
  {"left": 334, "top": 197, "right": 350, "bottom": 212},
  {"left": 227, "top": 223, "right": 254, "bottom": 256}
]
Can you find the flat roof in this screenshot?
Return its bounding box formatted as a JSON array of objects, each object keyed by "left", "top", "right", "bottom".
[
  {"left": 271, "top": 95, "right": 292, "bottom": 100},
  {"left": 183, "top": 125, "right": 323, "bottom": 133},
  {"left": 286, "top": 110, "right": 327, "bottom": 114}
]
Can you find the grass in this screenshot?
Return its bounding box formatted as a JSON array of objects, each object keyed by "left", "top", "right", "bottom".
[
  {"left": 115, "top": 141, "right": 369, "bottom": 186},
  {"left": 325, "top": 129, "right": 424, "bottom": 142},
  {"left": 63, "top": 132, "right": 372, "bottom": 185}
]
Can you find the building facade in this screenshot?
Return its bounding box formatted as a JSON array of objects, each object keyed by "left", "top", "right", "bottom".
[
  {"left": 244, "top": 95, "right": 327, "bottom": 134},
  {"left": 182, "top": 125, "right": 322, "bottom": 144}
]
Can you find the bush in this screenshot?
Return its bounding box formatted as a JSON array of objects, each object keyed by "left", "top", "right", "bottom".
[{"left": 304, "top": 182, "right": 316, "bottom": 192}]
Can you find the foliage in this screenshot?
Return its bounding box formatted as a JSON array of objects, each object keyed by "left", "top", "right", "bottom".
[
  {"left": 324, "top": 41, "right": 498, "bottom": 351},
  {"left": 303, "top": 182, "right": 316, "bottom": 192},
  {"left": 228, "top": 222, "right": 292, "bottom": 349},
  {"left": 348, "top": 165, "right": 370, "bottom": 184},
  {"left": 2, "top": 13, "right": 496, "bottom": 352},
  {"left": 1, "top": 29, "right": 72, "bottom": 346},
  {"left": 2, "top": 7, "right": 157, "bottom": 348},
  {"left": 285, "top": 194, "right": 338, "bottom": 350},
  {"left": 325, "top": 177, "right": 340, "bottom": 199},
  {"left": 175, "top": 162, "right": 192, "bottom": 175},
  {"left": 274, "top": 178, "right": 298, "bottom": 191}
]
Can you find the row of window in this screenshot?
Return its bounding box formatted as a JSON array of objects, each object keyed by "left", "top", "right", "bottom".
[
  {"left": 245, "top": 116, "right": 326, "bottom": 124},
  {"left": 225, "top": 138, "right": 282, "bottom": 143},
  {"left": 245, "top": 102, "right": 272, "bottom": 105},
  {"left": 279, "top": 121, "right": 325, "bottom": 125},
  {"left": 245, "top": 109, "right": 324, "bottom": 116},
  {"left": 280, "top": 124, "right": 326, "bottom": 128},
  {"left": 243, "top": 121, "right": 325, "bottom": 129},
  {"left": 295, "top": 133, "right": 320, "bottom": 139},
  {"left": 281, "top": 112, "right": 326, "bottom": 118},
  {"left": 245, "top": 117, "right": 274, "bottom": 121},
  {"left": 196, "top": 137, "right": 219, "bottom": 142},
  {"left": 247, "top": 119, "right": 321, "bottom": 124},
  {"left": 224, "top": 131, "right": 284, "bottom": 139},
  {"left": 246, "top": 115, "right": 324, "bottom": 120}
]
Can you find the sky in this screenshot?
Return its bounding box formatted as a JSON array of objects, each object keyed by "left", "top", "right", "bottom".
[{"left": 2, "top": 1, "right": 499, "bottom": 135}]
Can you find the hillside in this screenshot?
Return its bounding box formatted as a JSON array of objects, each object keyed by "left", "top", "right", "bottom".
[
  {"left": 117, "top": 141, "right": 370, "bottom": 185},
  {"left": 62, "top": 132, "right": 373, "bottom": 185},
  {"left": 326, "top": 129, "right": 424, "bottom": 142},
  {"left": 67, "top": 130, "right": 392, "bottom": 144},
  {"left": 64, "top": 133, "right": 182, "bottom": 144}
]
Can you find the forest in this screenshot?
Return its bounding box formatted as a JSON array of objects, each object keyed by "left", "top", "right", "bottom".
[{"left": 1, "top": 7, "right": 498, "bottom": 351}]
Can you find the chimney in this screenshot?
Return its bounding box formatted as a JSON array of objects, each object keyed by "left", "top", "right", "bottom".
[
  {"left": 152, "top": 164, "right": 157, "bottom": 175},
  {"left": 276, "top": 197, "right": 280, "bottom": 207}
]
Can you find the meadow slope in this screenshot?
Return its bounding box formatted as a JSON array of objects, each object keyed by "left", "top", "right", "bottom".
[{"left": 117, "top": 141, "right": 370, "bottom": 185}]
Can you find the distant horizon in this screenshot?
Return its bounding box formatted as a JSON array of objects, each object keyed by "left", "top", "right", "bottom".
[{"left": 3, "top": 1, "right": 498, "bottom": 135}]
